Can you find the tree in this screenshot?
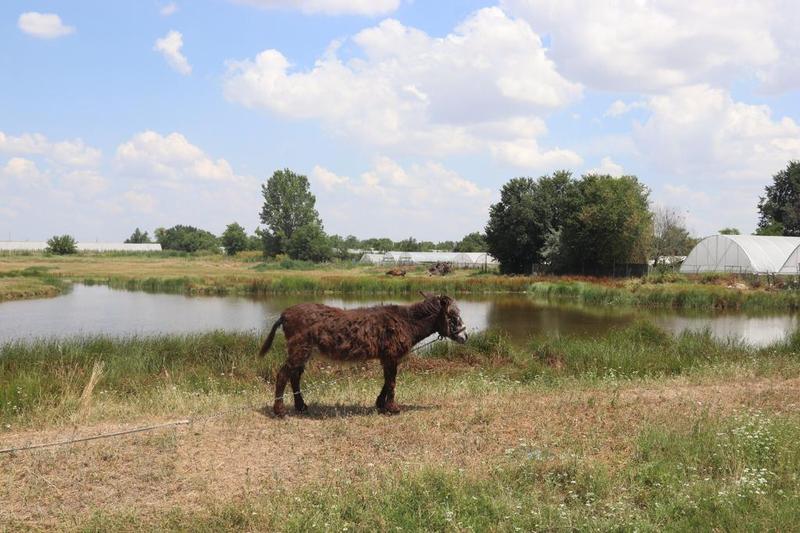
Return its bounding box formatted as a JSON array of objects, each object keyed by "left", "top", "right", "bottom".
[
  {"left": 651, "top": 206, "right": 696, "bottom": 266},
  {"left": 259, "top": 169, "right": 322, "bottom": 256},
  {"left": 362, "top": 238, "right": 393, "bottom": 252},
  {"left": 246, "top": 233, "right": 262, "bottom": 251},
  {"left": 46, "top": 234, "right": 77, "bottom": 255},
  {"left": 221, "top": 222, "right": 248, "bottom": 256},
  {"left": 485, "top": 171, "right": 577, "bottom": 274},
  {"left": 719, "top": 227, "right": 740, "bottom": 235},
  {"left": 286, "top": 223, "right": 332, "bottom": 262},
  {"left": 757, "top": 161, "right": 800, "bottom": 236},
  {"left": 124, "top": 228, "right": 151, "bottom": 244},
  {"left": 156, "top": 225, "right": 219, "bottom": 253},
  {"left": 328, "top": 234, "right": 355, "bottom": 260},
  {"left": 454, "top": 232, "right": 487, "bottom": 252},
  {"left": 397, "top": 237, "right": 421, "bottom": 252},
  {"left": 559, "top": 174, "right": 652, "bottom": 272}
]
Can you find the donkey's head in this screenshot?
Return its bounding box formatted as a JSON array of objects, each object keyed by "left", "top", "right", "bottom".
[{"left": 421, "top": 292, "right": 468, "bottom": 344}]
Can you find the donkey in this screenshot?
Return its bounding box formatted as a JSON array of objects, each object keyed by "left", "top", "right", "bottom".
[{"left": 258, "top": 293, "right": 468, "bottom": 417}]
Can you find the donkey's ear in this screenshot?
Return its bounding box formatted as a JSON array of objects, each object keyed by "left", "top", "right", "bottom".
[{"left": 419, "top": 290, "right": 434, "bottom": 299}]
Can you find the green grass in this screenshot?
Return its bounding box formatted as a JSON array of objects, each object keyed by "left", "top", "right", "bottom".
[
  {"left": 88, "top": 271, "right": 532, "bottom": 296},
  {"left": 527, "top": 279, "right": 800, "bottom": 310}
]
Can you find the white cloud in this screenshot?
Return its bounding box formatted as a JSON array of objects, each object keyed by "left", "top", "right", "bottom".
[
  {"left": 2, "top": 157, "right": 48, "bottom": 187},
  {"left": 116, "top": 131, "right": 254, "bottom": 186},
  {"left": 502, "top": 0, "right": 797, "bottom": 92},
  {"left": 230, "top": 0, "right": 400, "bottom": 16},
  {"left": 490, "top": 139, "right": 582, "bottom": 169},
  {"left": 153, "top": 30, "right": 191, "bottom": 75},
  {"left": 124, "top": 191, "right": 157, "bottom": 213},
  {"left": 604, "top": 100, "right": 645, "bottom": 118},
  {"left": 310, "top": 157, "right": 493, "bottom": 239},
  {"left": 160, "top": 3, "right": 179, "bottom": 16},
  {"left": 225, "top": 8, "right": 581, "bottom": 161},
  {"left": 586, "top": 156, "right": 624, "bottom": 177},
  {"left": 633, "top": 85, "right": 800, "bottom": 182},
  {"left": 0, "top": 131, "right": 101, "bottom": 167},
  {"left": 660, "top": 182, "right": 757, "bottom": 235},
  {"left": 62, "top": 170, "right": 108, "bottom": 195},
  {"left": 18, "top": 12, "right": 75, "bottom": 39}
]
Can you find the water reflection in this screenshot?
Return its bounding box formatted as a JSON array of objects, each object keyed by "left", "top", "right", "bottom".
[{"left": 0, "top": 284, "right": 795, "bottom": 347}]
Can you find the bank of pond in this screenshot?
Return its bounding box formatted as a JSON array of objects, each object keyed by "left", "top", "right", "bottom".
[{"left": 3, "top": 320, "right": 800, "bottom": 429}]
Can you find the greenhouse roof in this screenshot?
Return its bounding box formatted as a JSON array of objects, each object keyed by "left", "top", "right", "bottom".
[{"left": 680, "top": 235, "right": 800, "bottom": 274}]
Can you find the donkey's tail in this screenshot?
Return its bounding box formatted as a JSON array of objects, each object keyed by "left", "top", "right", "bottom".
[{"left": 259, "top": 316, "right": 284, "bottom": 357}]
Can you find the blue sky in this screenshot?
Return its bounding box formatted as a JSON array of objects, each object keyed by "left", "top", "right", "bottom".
[{"left": 1, "top": 0, "right": 799, "bottom": 242}]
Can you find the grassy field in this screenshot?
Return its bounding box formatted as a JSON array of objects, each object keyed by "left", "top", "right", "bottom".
[
  {"left": 0, "top": 267, "right": 66, "bottom": 301},
  {"left": 3, "top": 324, "right": 800, "bottom": 530},
  {"left": 3, "top": 252, "right": 800, "bottom": 310}
]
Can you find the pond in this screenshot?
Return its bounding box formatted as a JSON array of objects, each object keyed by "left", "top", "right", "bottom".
[{"left": 0, "top": 284, "right": 796, "bottom": 347}]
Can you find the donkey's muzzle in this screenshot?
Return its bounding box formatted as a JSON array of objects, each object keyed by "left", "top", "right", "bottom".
[{"left": 451, "top": 326, "right": 468, "bottom": 344}]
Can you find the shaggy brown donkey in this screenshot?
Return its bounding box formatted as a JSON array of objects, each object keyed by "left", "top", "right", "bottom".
[{"left": 259, "top": 293, "right": 468, "bottom": 417}]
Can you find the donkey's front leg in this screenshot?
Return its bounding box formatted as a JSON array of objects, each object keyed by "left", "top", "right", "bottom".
[{"left": 377, "top": 359, "right": 401, "bottom": 414}]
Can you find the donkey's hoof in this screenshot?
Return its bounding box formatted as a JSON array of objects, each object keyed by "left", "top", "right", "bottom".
[
  {"left": 273, "top": 401, "right": 287, "bottom": 418},
  {"left": 378, "top": 402, "right": 401, "bottom": 415},
  {"left": 294, "top": 402, "right": 308, "bottom": 413}
]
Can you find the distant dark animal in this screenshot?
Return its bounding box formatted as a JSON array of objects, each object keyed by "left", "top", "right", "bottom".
[
  {"left": 427, "top": 262, "right": 452, "bottom": 276},
  {"left": 385, "top": 268, "right": 406, "bottom": 277},
  {"left": 259, "top": 292, "right": 468, "bottom": 417}
]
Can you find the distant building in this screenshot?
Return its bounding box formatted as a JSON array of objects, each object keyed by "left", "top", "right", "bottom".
[{"left": 0, "top": 241, "right": 162, "bottom": 252}]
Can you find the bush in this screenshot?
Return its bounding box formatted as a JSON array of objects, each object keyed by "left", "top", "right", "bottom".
[
  {"left": 221, "top": 223, "right": 248, "bottom": 256},
  {"left": 155, "top": 225, "right": 219, "bottom": 253},
  {"left": 46, "top": 234, "right": 77, "bottom": 255}
]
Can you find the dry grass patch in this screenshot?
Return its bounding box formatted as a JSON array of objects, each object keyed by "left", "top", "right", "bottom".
[{"left": 2, "top": 373, "right": 799, "bottom": 529}]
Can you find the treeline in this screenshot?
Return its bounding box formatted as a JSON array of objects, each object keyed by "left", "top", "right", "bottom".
[
  {"left": 121, "top": 169, "right": 487, "bottom": 258},
  {"left": 125, "top": 224, "right": 485, "bottom": 258}
]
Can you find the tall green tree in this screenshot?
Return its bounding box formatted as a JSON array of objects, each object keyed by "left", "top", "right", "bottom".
[
  {"left": 719, "top": 227, "right": 741, "bottom": 235},
  {"left": 221, "top": 222, "right": 248, "bottom": 256},
  {"left": 454, "top": 232, "right": 487, "bottom": 252},
  {"left": 757, "top": 161, "right": 800, "bottom": 236},
  {"left": 124, "top": 228, "right": 151, "bottom": 244},
  {"left": 259, "top": 169, "right": 322, "bottom": 256},
  {"left": 560, "top": 174, "right": 652, "bottom": 272},
  {"left": 286, "top": 223, "right": 332, "bottom": 262},
  {"left": 485, "top": 171, "right": 577, "bottom": 274},
  {"left": 156, "top": 225, "right": 219, "bottom": 253}
]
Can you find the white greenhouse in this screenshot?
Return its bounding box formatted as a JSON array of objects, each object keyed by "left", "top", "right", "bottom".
[
  {"left": 680, "top": 235, "right": 800, "bottom": 275},
  {"left": 358, "top": 251, "right": 498, "bottom": 268}
]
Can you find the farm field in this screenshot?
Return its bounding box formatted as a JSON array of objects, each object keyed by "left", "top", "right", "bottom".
[
  {"left": 2, "top": 252, "right": 800, "bottom": 310},
  {"left": 3, "top": 325, "right": 800, "bottom": 530}
]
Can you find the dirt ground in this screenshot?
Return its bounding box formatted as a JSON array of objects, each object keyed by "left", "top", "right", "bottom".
[{"left": 3, "top": 374, "right": 799, "bottom": 529}]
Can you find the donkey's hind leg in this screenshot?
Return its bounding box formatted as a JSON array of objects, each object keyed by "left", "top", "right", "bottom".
[
  {"left": 273, "top": 338, "right": 311, "bottom": 417},
  {"left": 290, "top": 365, "right": 307, "bottom": 413}
]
